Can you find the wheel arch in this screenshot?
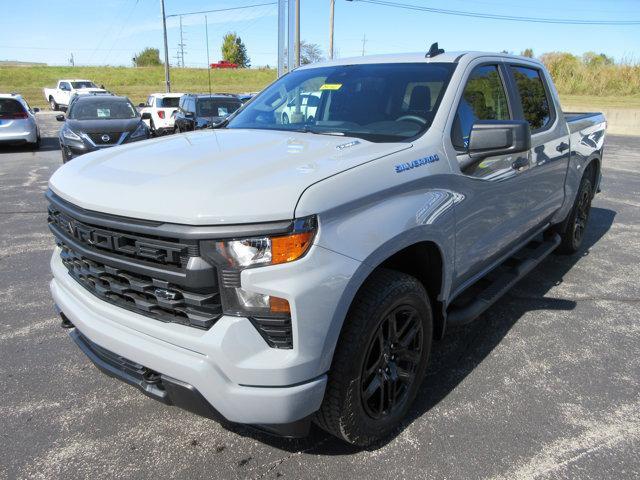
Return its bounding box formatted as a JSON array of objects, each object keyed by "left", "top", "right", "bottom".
[{"left": 319, "top": 236, "right": 450, "bottom": 374}]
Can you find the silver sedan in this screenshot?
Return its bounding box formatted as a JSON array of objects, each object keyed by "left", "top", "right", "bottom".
[{"left": 0, "top": 94, "right": 40, "bottom": 149}]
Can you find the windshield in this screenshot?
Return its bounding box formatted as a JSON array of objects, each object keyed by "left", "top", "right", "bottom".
[
  {"left": 71, "top": 81, "right": 98, "bottom": 89},
  {"left": 197, "top": 98, "right": 241, "bottom": 118},
  {"left": 227, "top": 63, "right": 455, "bottom": 142},
  {"left": 68, "top": 99, "right": 138, "bottom": 120},
  {"left": 159, "top": 97, "right": 181, "bottom": 108}
]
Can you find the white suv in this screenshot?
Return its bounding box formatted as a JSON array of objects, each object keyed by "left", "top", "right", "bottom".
[{"left": 139, "top": 93, "right": 184, "bottom": 135}]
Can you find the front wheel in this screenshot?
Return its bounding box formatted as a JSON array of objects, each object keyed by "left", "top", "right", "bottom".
[
  {"left": 557, "top": 174, "right": 593, "bottom": 254},
  {"left": 315, "top": 269, "right": 433, "bottom": 446},
  {"left": 282, "top": 113, "right": 289, "bottom": 124},
  {"left": 49, "top": 97, "right": 59, "bottom": 111}
]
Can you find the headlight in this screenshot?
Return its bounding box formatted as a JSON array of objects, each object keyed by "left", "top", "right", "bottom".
[
  {"left": 129, "top": 122, "right": 148, "bottom": 139},
  {"left": 62, "top": 127, "right": 81, "bottom": 141},
  {"left": 206, "top": 216, "right": 316, "bottom": 318}
]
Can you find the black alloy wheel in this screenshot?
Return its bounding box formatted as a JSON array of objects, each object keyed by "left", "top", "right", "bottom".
[{"left": 360, "top": 305, "right": 423, "bottom": 419}]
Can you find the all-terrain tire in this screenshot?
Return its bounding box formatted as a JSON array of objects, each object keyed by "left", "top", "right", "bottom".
[
  {"left": 557, "top": 174, "right": 594, "bottom": 254},
  {"left": 314, "top": 268, "right": 433, "bottom": 447}
]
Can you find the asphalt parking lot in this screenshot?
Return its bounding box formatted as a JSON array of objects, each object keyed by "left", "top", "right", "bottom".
[{"left": 0, "top": 113, "right": 638, "bottom": 480}]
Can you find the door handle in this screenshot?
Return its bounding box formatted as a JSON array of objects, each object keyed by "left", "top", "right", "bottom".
[
  {"left": 511, "top": 156, "right": 529, "bottom": 171},
  {"left": 556, "top": 142, "right": 569, "bottom": 152}
]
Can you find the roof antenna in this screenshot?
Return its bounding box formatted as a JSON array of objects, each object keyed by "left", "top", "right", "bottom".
[{"left": 426, "top": 42, "right": 445, "bottom": 58}]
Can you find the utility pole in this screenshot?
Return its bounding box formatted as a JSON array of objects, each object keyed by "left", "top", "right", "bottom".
[
  {"left": 277, "top": 0, "right": 285, "bottom": 76},
  {"left": 329, "top": 0, "right": 335, "bottom": 59},
  {"left": 69, "top": 52, "right": 74, "bottom": 67},
  {"left": 294, "top": 0, "right": 300, "bottom": 68},
  {"left": 177, "top": 15, "right": 186, "bottom": 68},
  {"left": 160, "top": 0, "right": 171, "bottom": 92},
  {"left": 287, "top": 0, "right": 295, "bottom": 71},
  {"left": 361, "top": 33, "right": 367, "bottom": 56}
]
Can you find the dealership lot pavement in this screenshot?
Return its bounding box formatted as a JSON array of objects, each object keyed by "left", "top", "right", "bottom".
[{"left": 0, "top": 113, "right": 638, "bottom": 480}]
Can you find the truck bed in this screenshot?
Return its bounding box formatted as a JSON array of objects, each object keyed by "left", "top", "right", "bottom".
[{"left": 564, "top": 111, "right": 606, "bottom": 134}]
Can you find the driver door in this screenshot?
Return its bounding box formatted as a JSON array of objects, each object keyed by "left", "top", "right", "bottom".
[{"left": 450, "top": 62, "right": 537, "bottom": 292}]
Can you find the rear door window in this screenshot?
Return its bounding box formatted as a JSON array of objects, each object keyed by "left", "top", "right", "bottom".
[
  {"left": 510, "top": 66, "right": 553, "bottom": 131},
  {"left": 451, "top": 65, "right": 510, "bottom": 150}
]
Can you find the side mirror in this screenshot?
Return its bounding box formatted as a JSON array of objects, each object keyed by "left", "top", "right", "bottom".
[
  {"left": 138, "top": 102, "right": 146, "bottom": 108},
  {"left": 56, "top": 114, "right": 65, "bottom": 122},
  {"left": 141, "top": 112, "right": 152, "bottom": 120},
  {"left": 185, "top": 112, "right": 194, "bottom": 119},
  {"left": 468, "top": 120, "right": 531, "bottom": 159},
  {"left": 33, "top": 107, "right": 40, "bottom": 113}
]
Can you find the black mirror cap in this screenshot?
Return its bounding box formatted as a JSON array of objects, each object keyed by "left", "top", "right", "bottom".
[
  {"left": 141, "top": 112, "right": 152, "bottom": 120},
  {"left": 468, "top": 120, "right": 531, "bottom": 159},
  {"left": 56, "top": 114, "right": 65, "bottom": 122},
  {"left": 138, "top": 102, "right": 146, "bottom": 107},
  {"left": 33, "top": 107, "right": 40, "bottom": 113}
]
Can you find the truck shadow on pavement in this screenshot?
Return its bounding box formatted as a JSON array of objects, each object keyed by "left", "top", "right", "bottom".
[{"left": 229, "top": 206, "right": 616, "bottom": 455}]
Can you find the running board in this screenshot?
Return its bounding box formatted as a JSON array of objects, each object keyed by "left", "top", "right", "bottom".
[{"left": 446, "top": 233, "right": 561, "bottom": 327}]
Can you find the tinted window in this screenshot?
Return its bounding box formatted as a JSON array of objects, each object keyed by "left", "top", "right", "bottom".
[
  {"left": 451, "top": 65, "right": 510, "bottom": 150},
  {"left": 228, "top": 63, "right": 456, "bottom": 143},
  {"left": 68, "top": 99, "right": 138, "bottom": 120},
  {"left": 197, "top": 98, "right": 241, "bottom": 118},
  {"left": 60, "top": 82, "right": 71, "bottom": 91},
  {"left": 511, "top": 66, "right": 551, "bottom": 130},
  {"left": 159, "top": 97, "right": 181, "bottom": 108},
  {"left": 0, "top": 99, "right": 26, "bottom": 118}
]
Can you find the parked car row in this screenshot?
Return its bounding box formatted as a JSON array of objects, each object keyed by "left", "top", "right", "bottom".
[{"left": 1, "top": 78, "right": 255, "bottom": 157}]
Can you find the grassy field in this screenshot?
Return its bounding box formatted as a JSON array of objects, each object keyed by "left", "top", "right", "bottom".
[
  {"left": 0, "top": 66, "right": 277, "bottom": 108},
  {"left": 1, "top": 64, "right": 639, "bottom": 112}
]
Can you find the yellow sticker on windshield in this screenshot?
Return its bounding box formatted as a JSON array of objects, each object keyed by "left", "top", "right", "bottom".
[{"left": 320, "top": 83, "right": 342, "bottom": 90}]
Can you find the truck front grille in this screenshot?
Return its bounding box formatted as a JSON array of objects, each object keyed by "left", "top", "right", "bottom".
[
  {"left": 47, "top": 191, "right": 221, "bottom": 330},
  {"left": 58, "top": 242, "right": 221, "bottom": 329}
]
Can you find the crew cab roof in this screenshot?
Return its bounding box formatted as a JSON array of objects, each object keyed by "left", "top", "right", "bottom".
[
  {"left": 59, "top": 79, "right": 94, "bottom": 83},
  {"left": 296, "top": 51, "right": 545, "bottom": 69}
]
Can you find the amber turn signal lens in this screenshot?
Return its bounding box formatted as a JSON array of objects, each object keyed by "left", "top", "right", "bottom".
[
  {"left": 271, "top": 231, "right": 314, "bottom": 265},
  {"left": 269, "top": 296, "right": 291, "bottom": 314}
]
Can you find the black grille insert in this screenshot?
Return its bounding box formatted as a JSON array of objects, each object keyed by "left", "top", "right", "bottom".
[
  {"left": 250, "top": 317, "right": 293, "bottom": 349},
  {"left": 59, "top": 242, "right": 221, "bottom": 329},
  {"left": 48, "top": 205, "right": 198, "bottom": 269}
]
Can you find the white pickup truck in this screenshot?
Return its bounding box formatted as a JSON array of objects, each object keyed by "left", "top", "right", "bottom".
[{"left": 43, "top": 80, "right": 106, "bottom": 111}]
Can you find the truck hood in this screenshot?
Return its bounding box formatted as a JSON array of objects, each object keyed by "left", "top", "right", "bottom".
[{"left": 49, "top": 128, "right": 411, "bottom": 224}]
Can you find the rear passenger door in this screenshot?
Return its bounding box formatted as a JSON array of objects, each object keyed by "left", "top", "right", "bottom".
[{"left": 507, "top": 64, "right": 570, "bottom": 227}]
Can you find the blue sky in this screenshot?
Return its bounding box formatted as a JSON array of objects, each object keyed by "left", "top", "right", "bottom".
[{"left": 1, "top": 0, "right": 638, "bottom": 67}]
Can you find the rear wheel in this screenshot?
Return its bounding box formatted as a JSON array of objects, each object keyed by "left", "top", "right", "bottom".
[
  {"left": 49, "top": 97, "right": 59, "bottom": 111},
  {"left": 29, "top": 134, "right": 41, "bottom": 151},
  {"left": 315, "top": 269, "right": 432, "bottom": 446},
  {"left": 282, "top": 113, "right": 289, "bottom": 124},
  {"left": 557, "top": 174, "right": 593, "bottom": 254}
]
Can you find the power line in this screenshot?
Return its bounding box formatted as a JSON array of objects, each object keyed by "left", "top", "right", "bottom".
[
  {"left": 349, "top": 0, "right": 640, "bottom": 25},
  {"left": 166, "top": 2, "right": 276, "bottom": 19}
]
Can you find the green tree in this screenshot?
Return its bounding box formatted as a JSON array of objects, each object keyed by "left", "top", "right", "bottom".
[
  {"left": 133, "top": 47, "right": 162, "bottom": 67},
  {"left": 521, "top": 48, "right": 534, "bottom": 58},
  {"left": 221, "top": 32, "right": 250, "bottom": 68},
  {"left": 582, "top": 51, "right": 614, "bottom": 67},
  {"left": 300, "top": 41, "right": 324, "bottom": 65}
]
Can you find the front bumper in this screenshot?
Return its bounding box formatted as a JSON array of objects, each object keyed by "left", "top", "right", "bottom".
[{"left": 49, "top": 241, "right": 359, "bottom": 428}]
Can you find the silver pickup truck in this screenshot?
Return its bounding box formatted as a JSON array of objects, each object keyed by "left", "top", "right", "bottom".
[{"left": 47, "top": 48, "right": 606, "bottom": 446}]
